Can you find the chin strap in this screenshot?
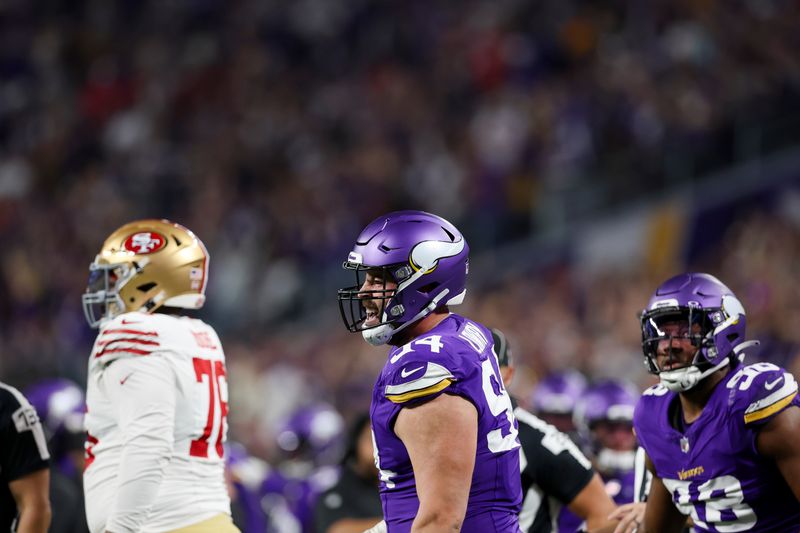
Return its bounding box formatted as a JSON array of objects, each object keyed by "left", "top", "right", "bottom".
[
  {"left": 362, "top": 289, "right": 451, "bottom": 346},
  {"left": 659, "top": 357, "right": 731, "bottom": 392}
]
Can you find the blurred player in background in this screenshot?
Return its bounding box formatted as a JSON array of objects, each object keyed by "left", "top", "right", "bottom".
[
  {"left": 0, "top": 380, "right": 51, "bottom": 533},
  {"left": 492, "top": 327, "right": 618, "bottom": 533},
  {"left": 529, "top": 370, "right": 587, "bottom": 442},
  {"left": 573, "top": 380, "right": 639, "bottom": 506},
  {"left": 25, "top": 378, "right": 89, "bottom": 533},
  {"left": 261, "top": 403, "right": 345, "bottom": 533},
  {"left": 635, "top": 273, "right": 800, "bottom": 532},
  {"left": 314, "top": 412, "right": 383, "bottom": 533},
  {"left": 82, "top": 219, "right": 238, "bottom": 533},
  {"left": 338, "top": 210, "right": 521, "bottom": 532},
  {"left": 225, "top": 441, "right": 272, "bottom": 533}
]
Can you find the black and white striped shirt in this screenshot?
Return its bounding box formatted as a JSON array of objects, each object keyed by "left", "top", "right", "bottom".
[
  {"left": 514, "top": 404, "right": 594, "bottom": 533},
  {"left": 0, "top": 381, "right": 50, "bottom": 531}
]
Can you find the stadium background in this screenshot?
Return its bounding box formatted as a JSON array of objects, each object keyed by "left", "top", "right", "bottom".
[{"left": 0, "top": 0, "right": 799, "bottom": 462}]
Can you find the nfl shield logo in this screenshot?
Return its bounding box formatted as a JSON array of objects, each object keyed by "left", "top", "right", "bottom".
[{"left": 680, "top": 436, "right": 690, "bottom": 453}]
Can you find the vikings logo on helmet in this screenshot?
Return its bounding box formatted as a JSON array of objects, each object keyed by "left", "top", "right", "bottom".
[
  {"left": 338, "top": 210, "right": 470, "bottom": 346},
  {"left": 408, "top": 237, "right": 465, "bottom": 274}
]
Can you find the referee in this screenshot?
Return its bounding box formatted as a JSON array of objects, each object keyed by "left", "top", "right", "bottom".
[
  {"left": 1, "top": 380, "right": 51, "bottom": 533},
  {"left": 491, "top": 328, "right": 617, "bottom": 533}
]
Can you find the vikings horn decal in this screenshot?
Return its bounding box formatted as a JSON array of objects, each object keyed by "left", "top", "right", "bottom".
[{"left": 408, "top": 237, "right": 465, "bottom": 274}]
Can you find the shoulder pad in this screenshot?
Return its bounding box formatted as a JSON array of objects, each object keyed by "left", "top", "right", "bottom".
[
  {"left": 726, "top": 363, "right": 798, "bottom": 426},
  {"left": 387, "top": 333, "right": 454, "bottom": 366},
  {"left": 641, "top": 383, "right": 670, "bottom": 398},
  {"left": 384, "top": 361, "right": 454, "bottom": 404},
  {"left": 633, "top": 384, "right": 671, "bottom": 434},
  {"left": 635, "top": 384, "right": 670, "bottom": 412},
  {"left": 92, "top": 313, "right": 162, "bottom": 364}
]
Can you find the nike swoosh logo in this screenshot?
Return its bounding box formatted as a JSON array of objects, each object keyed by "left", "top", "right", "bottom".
[
  {"left": 121, "top": 318, "right": 141, "bottom": 325},
  {"left": 765, "top": 376, "right": 783, "bottom": 390},
  {"left": 401, "top": 366, "right": 425, "bottom": 378},
  {"left": 120, "top": 373, "right": 135, "bottom": 385}
]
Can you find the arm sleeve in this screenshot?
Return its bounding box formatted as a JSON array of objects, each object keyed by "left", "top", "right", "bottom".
[
  {"left": 104, "top": 355, "right": 177, "bottom": 533},
  {"left": 0, "top": 386, "right": 50, "bottom": 482},
  {"left": 516, "top": 408, "right": 593, "bottom": 504}
]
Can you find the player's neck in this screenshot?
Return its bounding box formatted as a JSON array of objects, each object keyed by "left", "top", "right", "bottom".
[
  {"left": 678, "top": 366, "right": 731, "bottom": 423},
  {"left": 392, "top": 307, "right": 450, "bottom": 346}
]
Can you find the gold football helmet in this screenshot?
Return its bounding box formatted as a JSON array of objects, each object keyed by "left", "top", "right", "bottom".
[{"left": 82, "top": 219, "right": 209, "bottom": 328}]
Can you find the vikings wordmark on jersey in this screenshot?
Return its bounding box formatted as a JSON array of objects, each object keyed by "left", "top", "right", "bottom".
[
  {"left": 370, "top": 314, "right": 522, "bottom": 532},
  {"left": 634, "top": 361, "right": 800, "bottom": 532},
  {"left": 84, "top": 311, "right": 231, "bottom": 533}
]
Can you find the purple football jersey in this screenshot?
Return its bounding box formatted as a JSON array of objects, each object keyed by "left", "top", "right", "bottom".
[
  {"left": 370, "top": 314, "right": 522, "bottom": 532},
  {"left": 634, "top": 361, "right": 800, "bottom": 532},
  {"left": 604, "top": 468, "right": 636, "bottom": 506}
]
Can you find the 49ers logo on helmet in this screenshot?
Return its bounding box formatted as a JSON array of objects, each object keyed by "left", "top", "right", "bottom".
[{"left": 123, "top": 232, "right": 166, "bottom": 254}]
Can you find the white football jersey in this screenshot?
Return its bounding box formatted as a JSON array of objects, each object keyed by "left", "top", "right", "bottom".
[{"left": 84, "top": 311, "right": 231, "bottom": 533}]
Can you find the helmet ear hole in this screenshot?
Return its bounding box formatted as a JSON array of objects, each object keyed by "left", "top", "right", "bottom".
[
  {"left": 418, "top": 282, "right": 440, "bottom": 294},
  {"left": 137, "top": 282, "right": 157, "bottom": 292}
]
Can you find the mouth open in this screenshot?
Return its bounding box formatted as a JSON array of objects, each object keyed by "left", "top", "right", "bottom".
[{"left": 364, "top": 306, "right": 380, "bottom": 327}]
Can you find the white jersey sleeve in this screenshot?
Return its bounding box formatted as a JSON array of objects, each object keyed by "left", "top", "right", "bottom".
[
  {"left": 85, "top": 312, "right": 231, "bottom": 533},
  {"left": 103, "top": 355, "right": 176, "bottom": 533}
]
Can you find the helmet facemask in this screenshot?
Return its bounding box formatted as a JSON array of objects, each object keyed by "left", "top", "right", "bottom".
[
  {"left": 338, "top": 262, "right": 410, "bottom": 346},
  {"left": 82, "top": 259, "right": 142, "bottom": 328},
  {"left": 641, "top": 306, "right": 728, "bottom": 391}
]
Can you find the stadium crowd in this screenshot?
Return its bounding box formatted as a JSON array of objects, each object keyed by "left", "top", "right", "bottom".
[{"left": 1, "top": 1, "right": 800, "bottom": 529}]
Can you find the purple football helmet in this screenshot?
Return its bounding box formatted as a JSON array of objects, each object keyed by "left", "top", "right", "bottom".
[
  {"left": 24, "top": 378, "right": 85, "bottom": 457},
  {"left": 530, "top": 370, "right": 587, "bottom": 415},
  {"left": 574, "top": 380, "right": 638, "bottom": 429},
  {"left": 574, "top": 379, "right": 639, "bottom": 473},
  {"left": 338, "top": 210, "right": 469, "bottom": 346},
  {"left": 641, "top": 272, "right": 753, "bottom": 392},
  {"left": 276, "top": 403, "right": 345, "bottom": 467}
]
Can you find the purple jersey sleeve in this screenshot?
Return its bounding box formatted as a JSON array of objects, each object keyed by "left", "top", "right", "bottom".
[
  {"left": 381, "top": 334, "right": 470, "bottom": 407},
  {"left": 370, "top": 314, "right": 522, "bottom": 532},
  {"left": 633, "top": 362, "right": 800, "bottom": 532},
  {"left": 726, "top": 362, "right": 799, "bottom": 428}
]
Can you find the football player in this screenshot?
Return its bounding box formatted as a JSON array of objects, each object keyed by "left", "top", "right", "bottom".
[
  {"left": 337, "top": 210, "right": 522, "bottom": 532},
  {"left": 82, "top": 219, "right": 238, "bottom": 533},
  {"left": 263, "top": 403, "right": 345, "bottom": 533},
  {"left": 634, "top": 273, "right": 800, "bottom": 532},
  {"left": 493, "top": 328, "right": 618, "bottom": 533},
  {"left": 529, "top": 370, "right": 587, "bottom": 441},
  {"left": 573, "top": 380, "right": 639, "bottom": 505}
]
